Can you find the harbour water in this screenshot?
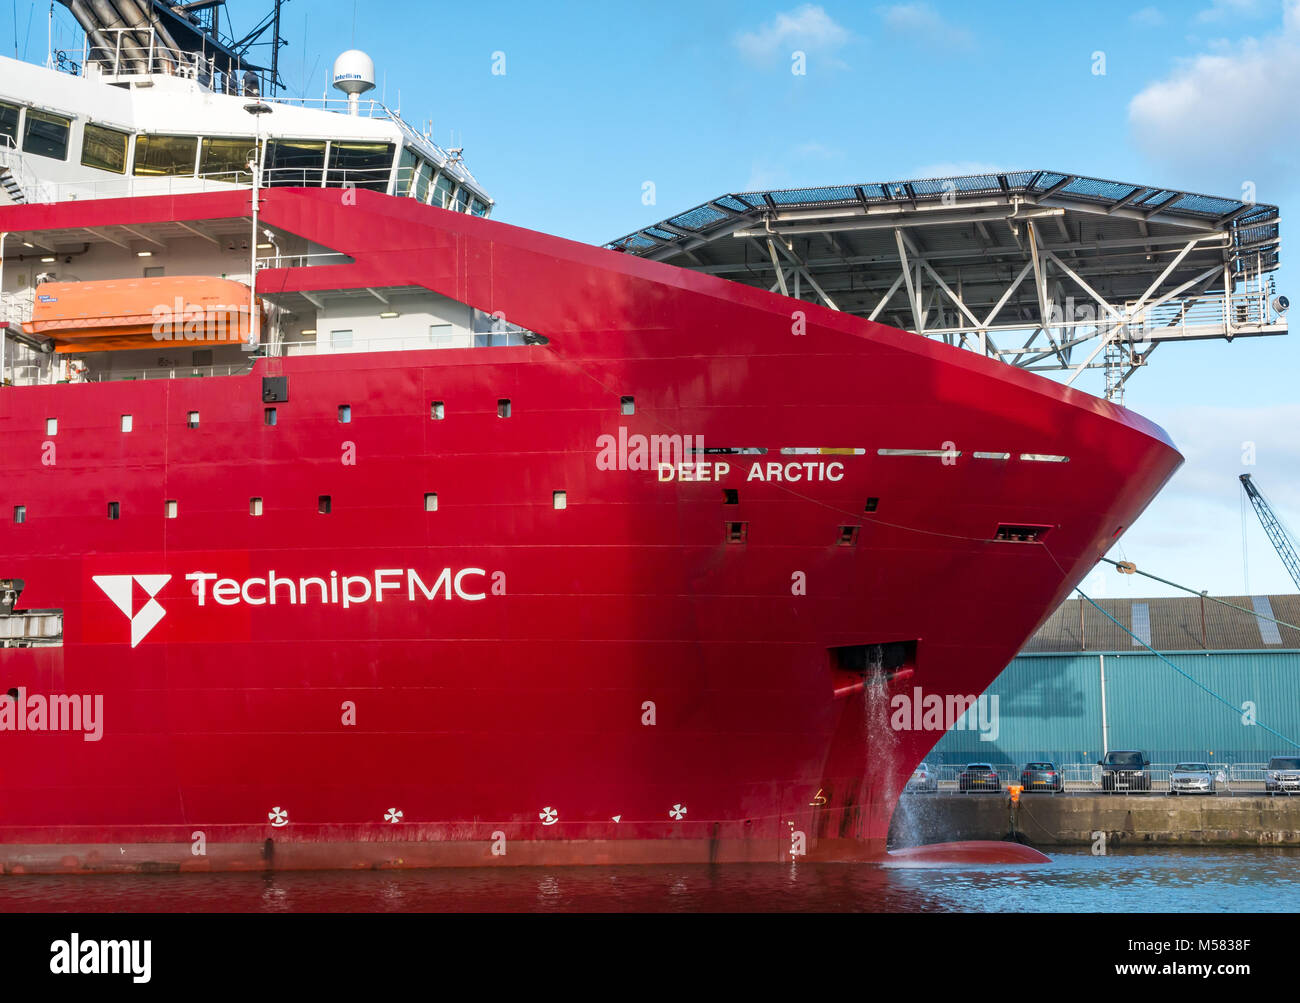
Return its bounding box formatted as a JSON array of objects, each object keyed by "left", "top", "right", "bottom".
[{"left": 1, "top": 847, "right": 1295, "bottom": 912}]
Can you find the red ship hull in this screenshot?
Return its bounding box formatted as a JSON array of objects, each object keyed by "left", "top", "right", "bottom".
[{"left": 0, "top": 189, "right": 1181, "bottom": 872}]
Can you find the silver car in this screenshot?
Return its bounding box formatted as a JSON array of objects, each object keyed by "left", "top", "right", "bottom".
[
  {"left": 1266, "top": 756, "right": 1300, "bottom": 794},
  {"left": 904, "top": 762, "right": 939, "bottom": 793},
  {"left": 1168, "top": 762, "right": 1218, "bottom": 795}
]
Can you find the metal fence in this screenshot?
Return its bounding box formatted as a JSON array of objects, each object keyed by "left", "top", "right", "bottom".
[{"left": 905, "top": 763, "right": 1291, "bottom": 796}]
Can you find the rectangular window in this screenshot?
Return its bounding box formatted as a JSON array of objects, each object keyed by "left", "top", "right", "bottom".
[
  {"left": 81, "top": 122, "right": 129, "bottom": 173},
  {"left": 45, "top": 418, "right": 57, "bottom": 436},
  {"left": 0, "top": 101, "right": 19, "bottom": 145},
  {"left": 133, "top": 134, "right": 198, "bottom": 177},
  {"left": 865, "top": 497, "right": 879, "bottom": 512},
  {"left": 120, "top": 414, "right": 133, "bottom": 433},
  {"left": 396, "top": 147, "right": 419, "bottom": 196},
  {"left": 327, "top": 141, "right": 395, "bottom": 191},
  {"left": 553, "top": 490, "right": 567, "bottom": 510},
  {"left": 497, "top": 399, "right": 511, "bottom": 418},
  {"left": 199, "top": 136, "right": 256, "bottom": 183},
  {"left": 317, "top": 495, "right": 332, "bottom": 515},
  {"left": 187, "top": 410, "right": 200, "bottom": 429},
  {"left": 144, "top": 266, "right": 165, "bottom": 278},
  {"left": 191, "top": 350, "right": 212, "bottom": 366},
  {"left": 620, "top": 396, "right": 635, "bottom": 415},
  {"left": 264, "top": 407, "right": 278, "bottom": 426},
  {"left": 165, "top": 499, "right": 178, "bottom": 519},
  {"left": 726, "top": 521, "right": 748, "bottom": 544},
  {"left": 424, "top": 492, "right": 438, "bottom": 512},
  {"left": 838, "top": 525, "right": 860, "bottom": 547},
  {"left": 250, "top": 497, "right": 263, "bottom": 516},
  {"left": 429, "top": 323, "right": 453, "bottom": 345},
  {"left": 431, "top": 174, "right": 455, "bottom": 209},
  {"left": 431, "top": 401, "right": 445, "bottom": 420},
  {"left": 723, "top": 488, "right": 739, "bottom": 505},
  {"left": 264, "top": 138, "right": 326, "bottom": 187},
  {"left": 331, "top": 329, "right": 353, "bottom": 350},
  {"left": 470, "top": 197, "right": 489, "bottom": 217},
  {"left": 13, "top": 505, "right": 25, "bottom": 524},
  {"left": 415, "top": 160, "right": 433, "bottom": 203},
  {"left": 338, "top": 404, "right": 352, "bottom": 423},
  {"left": 22, "top": 109, "right": 71, "bottom": 160},
  {"left": 107, "top": 501, "right": 120, "bottom": 520}
]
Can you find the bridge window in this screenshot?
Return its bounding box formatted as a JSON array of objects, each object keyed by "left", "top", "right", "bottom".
[
  {"left": 134, "top": 134, "right": 198, "bottom": 177},
  {"left": 81, "top": 123, "right": 128, "bottom": 173},
  {"left": 432, "top": 174, "right": 455, "bottom": 208},
  {"left": 470, "top": 198, "right": 489, "bottom": 217},
  {"left": 415, "top": 161, "right": 433, "bottom": 203},
  {"left": 327, "top": 141, "right": 394, "bottom": 191},
  {"left": 264, "top": 138, "right": 325, "bottom": 187},
  {"left": 23, "top": 109, "right": 70, "bottom": 160},
  {"left": 200, "top": 136, "right": 256, "bottom": 183},
  {"left": 396, "top": 148, "right": 418, "bottom": 196},
  {"left": 0, "top": 101, "right": 18, "bottom": 145}
]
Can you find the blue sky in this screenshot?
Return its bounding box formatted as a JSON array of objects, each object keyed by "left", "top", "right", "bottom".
[{"left": 9, "top": 0, "right": 1300, "bottom": 598}]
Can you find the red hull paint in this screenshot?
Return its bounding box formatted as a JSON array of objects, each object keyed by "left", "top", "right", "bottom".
[{"left": 0, "top": 189, "right": 1182, "bottom": 872}]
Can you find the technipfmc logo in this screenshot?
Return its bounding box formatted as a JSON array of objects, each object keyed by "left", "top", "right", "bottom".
[{"left": 92, "top": 574, "right": 172, "bottom": 648}]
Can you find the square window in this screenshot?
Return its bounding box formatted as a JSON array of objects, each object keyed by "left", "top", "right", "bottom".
[
  {"left": 865, "top": 497, "right": 879, "bottom": 513},
  {"left": 187, "top": 411, "right": 200, "bottom": 429},
  {"left": 331, "top": 329, "right": 353, "bottom": 350},
  {"left": 838, "top": 525, "right": 860, "bottom": 546},
  {"left": 424, "top": 492, "right": 438, "bottom": 512},
  {"left": 620, "top": 396, "right": 635, "bottom": 415},
  {"left": 726, "top": 521, "right": 748, "bottom": 544},
  {"left": 250, "top": 497, "right": 263, "bottom": 516},
  {"left": 121, "top": 414, "right": 133, "bottom": 433},
  {"left": 553, "top": 490, "right": 567, "bottom": 510},
  {"left": 723, "top": 488, "right": 739, "bottom": 505}
]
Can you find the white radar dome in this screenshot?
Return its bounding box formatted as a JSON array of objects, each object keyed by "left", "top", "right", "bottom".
[{"left": 332, "top": 50, "right": 376, "bottom": 95}]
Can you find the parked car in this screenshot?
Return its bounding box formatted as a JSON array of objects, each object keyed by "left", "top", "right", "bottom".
[
  {"left": 958, "top": 763, "right": 1002, "bottom": 792},
  {"left": 1265, "top": 756, "right": 1300, "bottom": 795},
  {"left": 1020, "top": 762, "right": 1063, "bottom": 792},
  {"left": 1098, "top": 750, "right": 1151, "bottom": 791},
  {"left": 904, "top": 762, "right": 938, "bottom": 793},
  {"left": 1168, "top": 762, "right": 1218, "bottom": 795}
]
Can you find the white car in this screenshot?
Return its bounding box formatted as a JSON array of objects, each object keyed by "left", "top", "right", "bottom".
[
  {"left": 1168, "top": 763, "right": 1218, "bottom": 795},
  {"left": 1266, "top": 756, "right": 1300, "bottom": 794}
]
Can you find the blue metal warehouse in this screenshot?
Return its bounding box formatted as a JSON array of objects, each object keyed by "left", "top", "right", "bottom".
[{"left": 926, "top": 594, "right": 1300, "bottom": 767}]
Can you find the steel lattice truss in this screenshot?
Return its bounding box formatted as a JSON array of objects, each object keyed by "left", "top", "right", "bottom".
[{"left": 607, "top": 170, "right": 1286, "bottom": 399}]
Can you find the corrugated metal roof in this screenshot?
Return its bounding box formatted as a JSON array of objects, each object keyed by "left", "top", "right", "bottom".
[{"left": 1024, "top": 594, "right": 1300, "bottom": 652}]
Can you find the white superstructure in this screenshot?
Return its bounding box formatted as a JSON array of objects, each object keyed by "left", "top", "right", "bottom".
[{"left": 0, "top": 38, "right": 492, "bottom": 213}]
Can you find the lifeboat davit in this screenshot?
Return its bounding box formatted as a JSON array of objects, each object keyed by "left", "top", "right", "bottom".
[{"left": 24, "top": 275, "right": 263, "bottom": 352}]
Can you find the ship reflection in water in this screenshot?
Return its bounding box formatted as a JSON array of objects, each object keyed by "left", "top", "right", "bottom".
[{"left": 0, "top": 849, "right": 1296, "bottom": 912}]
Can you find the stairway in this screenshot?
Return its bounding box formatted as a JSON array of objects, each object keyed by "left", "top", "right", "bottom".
[{"left": 0, "top": 166, "right": 27, "bottom": 204}]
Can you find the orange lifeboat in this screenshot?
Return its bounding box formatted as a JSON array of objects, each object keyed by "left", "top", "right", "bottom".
[{"left": 24, "top": 275, "right": 265, "bottom": 353}]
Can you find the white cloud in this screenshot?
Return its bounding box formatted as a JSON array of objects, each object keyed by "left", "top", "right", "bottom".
[
  {"left": 1195, "top": 0, "right": 1267, "bottom": 23},
  {"left": 1101, "top": 403, "right": 1300, "bottom": 597},
  {"left": 734, "top": 5, "right": 851, "bottom": 64},
  {"left": 876, "top": 3, "right": 974, "bottom": 49},
  {"left": 1127, "top": 1, "right": 1300, "bottom": 179},
  {"left": 1130, "top": 5, "right": 1166, "bottom": 26}
]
